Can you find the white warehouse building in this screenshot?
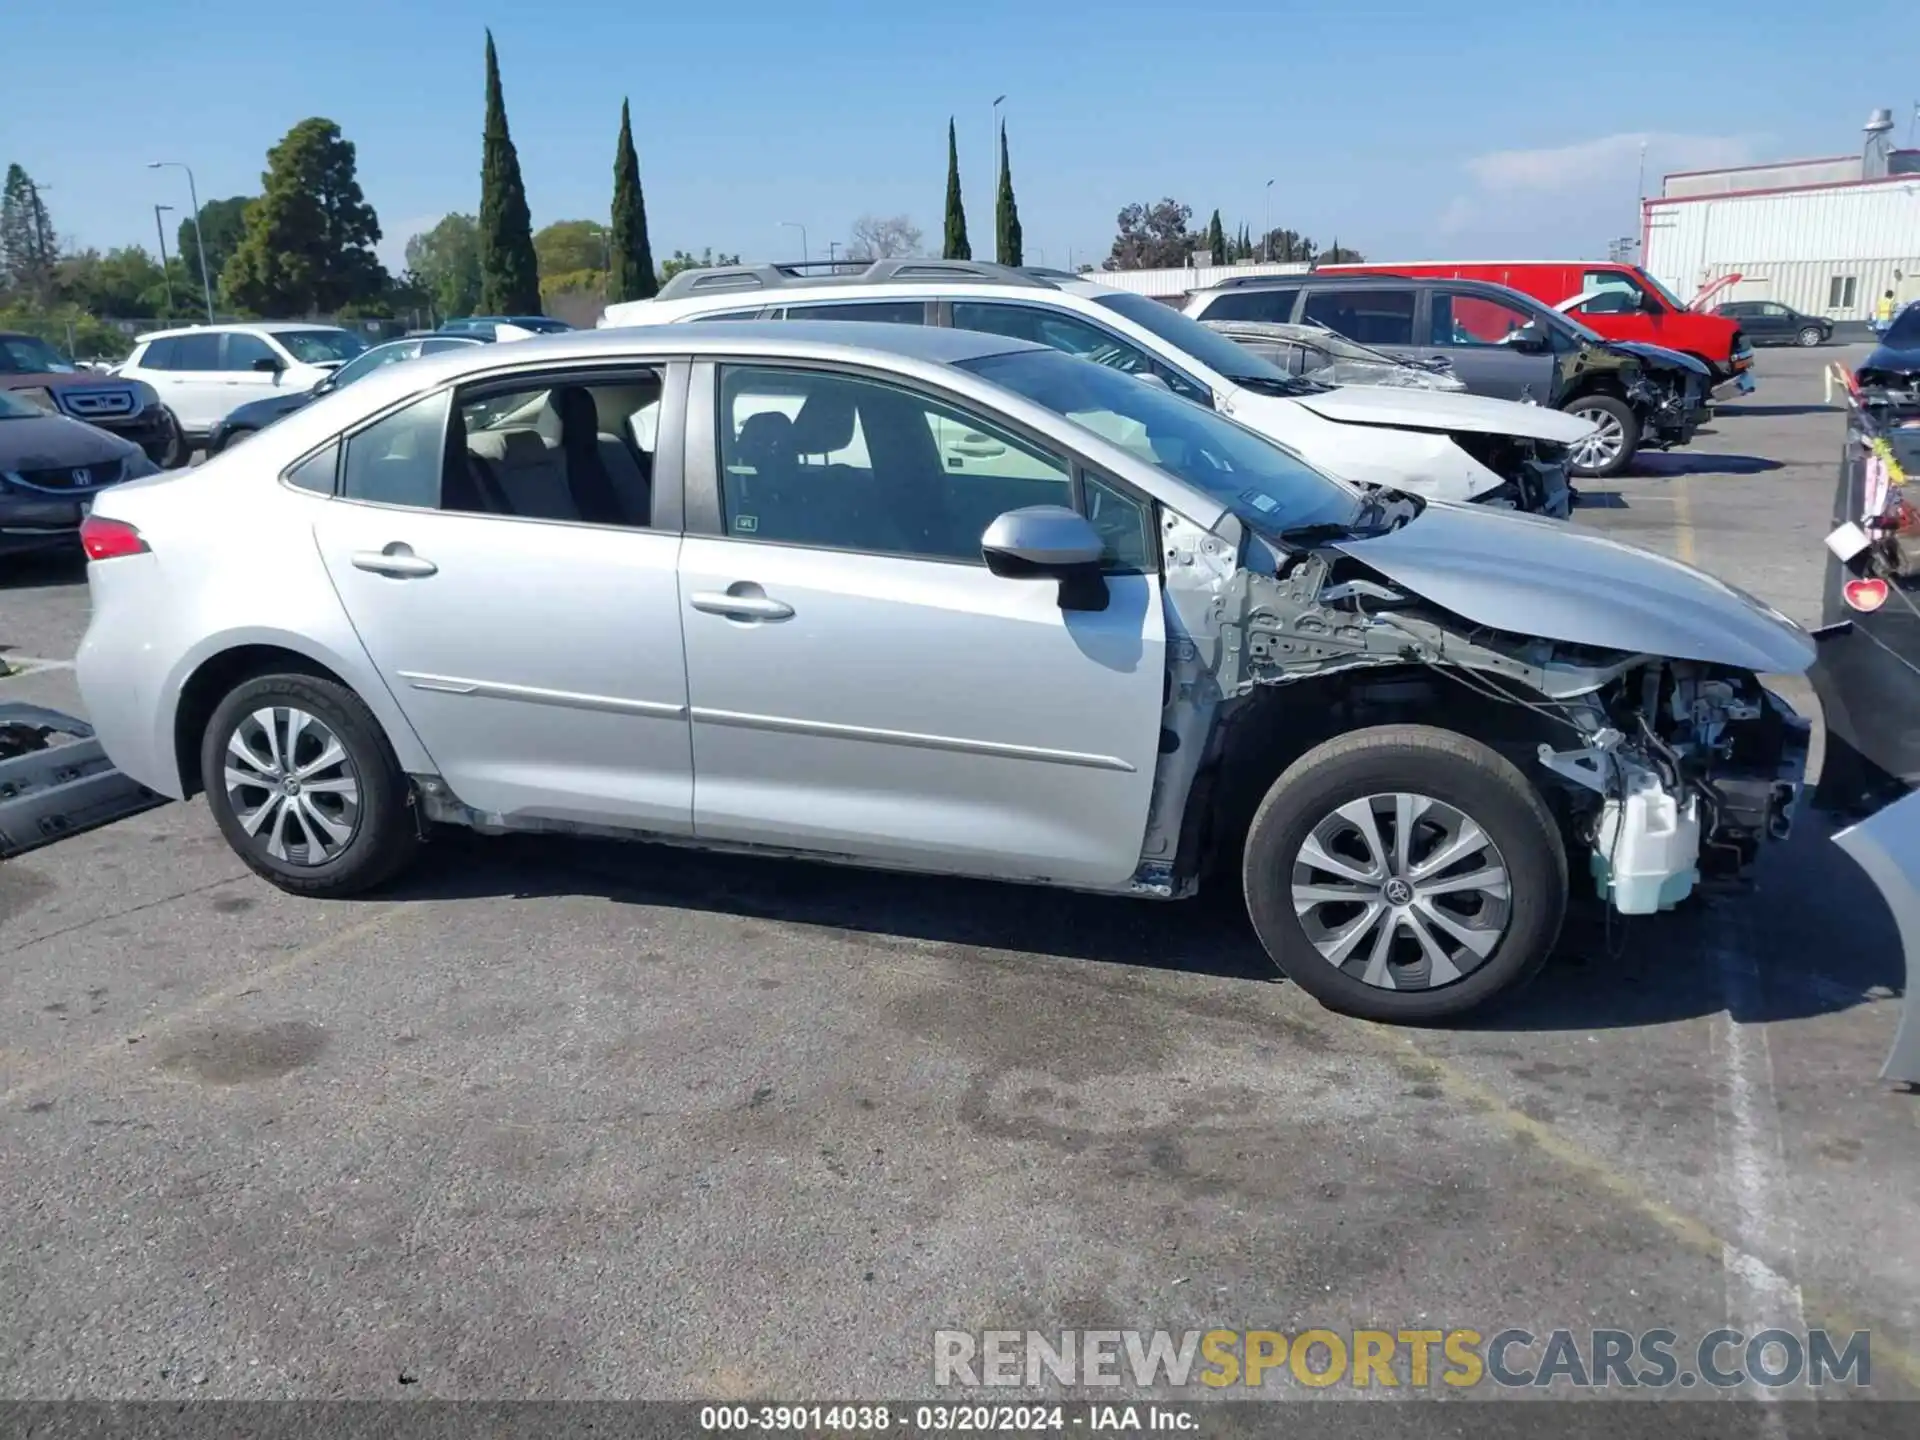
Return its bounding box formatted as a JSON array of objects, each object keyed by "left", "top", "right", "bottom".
[{"left": 1642, "top": 108, "right": 1920, "bottom": 322}]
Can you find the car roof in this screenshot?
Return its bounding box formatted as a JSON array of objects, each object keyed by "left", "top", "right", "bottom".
[
  {"left": 133, "top": 321, "right": 357, "bottom": 342},
  {"left": 1192, "top": 272, "right": 1531, "bottom": 299},
  {"left": 580, "top": 319, "right": 1042, "bottom": 365}
]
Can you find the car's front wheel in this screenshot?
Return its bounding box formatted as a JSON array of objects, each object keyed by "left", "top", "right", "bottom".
[
  {"left": 1241, "top": 725, "right": 1569, "bottom": 1023},
  {"left": 200, "top": 673, "right": 420, "bottom": 897},
  {"left": 1561, "top": 394, "right": 1639, "bottom": 479},
  {"left": 1797, "top": 325, "right": 1824, "bottom": 348}
]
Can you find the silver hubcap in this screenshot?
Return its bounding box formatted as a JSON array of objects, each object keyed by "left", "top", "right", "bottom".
[
  {"left": 223, "top": 707, "right": 362, "bottom": 866},
  {"left": 1569, "top": 408, "right": 1625, "bottom": 470},
  {"left": 1290, "top": 792, "right": 1512, "bottom": 991},
  {"left": 1799, "top": 329, "right": 1820, "bottom": 346}
]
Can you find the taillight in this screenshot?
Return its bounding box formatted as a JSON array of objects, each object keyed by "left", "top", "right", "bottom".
[
  {"left": 1843, "top": 578, "right": 1890, "bottom": 613},
  {"left": 79, "top": 515, "right": 148, "bottom": 561}
]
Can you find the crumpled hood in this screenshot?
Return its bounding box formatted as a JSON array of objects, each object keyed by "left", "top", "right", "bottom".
[
  {"left": 0, "top": 412, "right": 141, "bottom": 470},
  {"left": 1608, "top": 341, "right": 1711, "bottom": 377},
  {"left": 1331, "top": 501, "right": 1815, "bottom": 674},
  {"left": 1282, "top": 383, "right": 1596, "bottom": 445}
]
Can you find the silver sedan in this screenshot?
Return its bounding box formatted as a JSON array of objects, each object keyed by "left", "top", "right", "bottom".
[{"left": 75, "top": 322, "right": 1812, "bottom": 1022}]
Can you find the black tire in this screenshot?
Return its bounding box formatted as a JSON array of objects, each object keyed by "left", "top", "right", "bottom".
[
  {"left": 1797, "top": 326, "right": 1824, "bottom": 348},
  {"left": 200, "top": 672, "right": 420, "bottom": 897},
  {"left": 154, "top": 408, "right": 189, "bottom": 469},
  {"left": 1241, "top": 724, "right": 1568, "bottom": 1023},
  {"left": 1561, "top": 393, "right": 1639, "bottom": 479}
]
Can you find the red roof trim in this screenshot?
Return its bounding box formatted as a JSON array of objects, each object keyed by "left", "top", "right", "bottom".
[{"left": 1648, "top": 174, "right": 1920, "bottom": 205}]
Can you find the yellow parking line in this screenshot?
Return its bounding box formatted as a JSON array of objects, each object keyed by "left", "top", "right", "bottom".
[
  {"left": 1381, "top": 1031, "right": 1920, "bottom": 1391},
  {"left": 1673, "top": 480, "right": 1699, "bottom": 566},
  {"left": 0, "top": 905, "right": 403, "bottom": 1109}
]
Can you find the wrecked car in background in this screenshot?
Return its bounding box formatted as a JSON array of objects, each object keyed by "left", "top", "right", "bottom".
[
  {"left": 1184, "top": 274, "right": 1711, "bottom": 480},
  {"left": 1200, "top": 319, "right": 1468, "bottom": 391},
  {"left": 602, "top": 258, "right": 1595, "bottom": 519},
  {"left": 76, "top": 322, "right": 1811, "bottom": 1025}
]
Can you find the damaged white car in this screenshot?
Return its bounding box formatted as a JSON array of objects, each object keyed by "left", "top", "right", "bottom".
[
  {"left": 74, "top": 323, "right": 1810, "bottom": 1023},
  {"left": 600, "top": 258, "right": 1596, "bottom": 519}
]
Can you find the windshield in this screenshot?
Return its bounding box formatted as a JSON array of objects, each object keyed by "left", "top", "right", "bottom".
[
  {"left": 276, "top": 329, "right": 367, "bottom": 364},
  {"left": 1088, "top": 291, "right": 1295, "bottom": 387},
  {"left": 1884, "top": 305, "right": 1920, "bottom": 351},
  {"left": 1632, "top": 268, "right": 1689, "bottom": 312},
  {"left": 327, "top": 341, "right": 415, "bottom": 388},
  {"left": 959, "top": 347, "right": 1364, "bottom": 537},
  {"left": 0, "top": 334, "right": 77, "bottom": 374}
]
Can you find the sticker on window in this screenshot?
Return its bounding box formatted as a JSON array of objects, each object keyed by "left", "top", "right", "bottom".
[
  {"left": 735, "top": 514, "right": 759, "bottom": 533},
  {"left": 1242, "top": 490, "right": 1280, "bottom": 513}
]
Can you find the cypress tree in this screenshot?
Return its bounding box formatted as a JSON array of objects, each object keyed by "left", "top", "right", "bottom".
[
  {"left": 609, "top": 99, "right": 658, "bottom": 302},
  {"left": 943, "top": 119, "right": 971, "bottom": 261},
  {"left": 994, "top": 123, "right": 1022, "bottom": 267},
  {"left": 478, "top": 29, "right": 541, "bottom": 315},
  {"left": 1205, "top": 210, "right": 1226, "bottom": 265}
]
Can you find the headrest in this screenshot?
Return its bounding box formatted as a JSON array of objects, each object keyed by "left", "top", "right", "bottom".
[
  {"left": 790, "top": 386, "right": 858, "bottom": 455},
  {"left": 554, "top": 386, "right": 599, "bottom": 434},
  {"left": 737, "top": 409, "right": 796, "bottom": 461},
  {"left": 497, "top": 429, "right": 552, "bottom": 466}
]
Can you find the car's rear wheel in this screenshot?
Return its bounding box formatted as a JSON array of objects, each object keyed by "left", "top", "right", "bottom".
[
  {"left": 1562, "top": 394, "right": 1639, "bottom": 478},
  {"left": 1241, "top": 725, "right": 1568, "bottom": 1023},
  {"left": 154, "top": 408, "right": 189, "bottom": 469},
  {"left": 200, "top": 673, "right": 420, "bottom": 897},
  {"left": 1797, "top": 326, "right": 1824, "bottom": 348}
]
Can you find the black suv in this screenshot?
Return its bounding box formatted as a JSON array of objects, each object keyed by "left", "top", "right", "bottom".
[
  {"left": 1184, "top": 275, "right": 1711, "bottom": 478},
  {"left": 1713, "top": 301, "right": 1832, "bottom": 348}
]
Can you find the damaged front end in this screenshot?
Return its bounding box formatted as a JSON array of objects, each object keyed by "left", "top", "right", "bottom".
[
  {"left": 1141, "top": 509, "right": 1810, "bottom": 913},
  {"left": 1626, "top": 365, "right": 1709, "bottom": 450},
  {"left": 1444, "top": 433, "right": 1574, "bottom": 518}
]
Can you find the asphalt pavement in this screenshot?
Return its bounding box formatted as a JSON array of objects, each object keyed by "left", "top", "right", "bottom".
[{"left": 0, "top": 343, "right": 1915, "bottom": 1404}]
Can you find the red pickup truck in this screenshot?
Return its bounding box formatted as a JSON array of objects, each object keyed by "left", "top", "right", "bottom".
[{"left": 1317, "top": 261, "right": 1755, "bottom": 392}]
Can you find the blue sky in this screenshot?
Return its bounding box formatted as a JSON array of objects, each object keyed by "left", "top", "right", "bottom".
[{"left": 7, "top": 0, "right": 1913, "bottom": 275}]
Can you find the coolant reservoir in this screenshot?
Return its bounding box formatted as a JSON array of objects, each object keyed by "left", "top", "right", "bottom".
[{"left": 1590, "top": 781, "right": 1702, "bottom": 915}]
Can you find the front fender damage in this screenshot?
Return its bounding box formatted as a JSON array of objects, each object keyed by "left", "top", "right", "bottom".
[{"left": 1134, "top": 523, "right": 1808, "bottom": 915}]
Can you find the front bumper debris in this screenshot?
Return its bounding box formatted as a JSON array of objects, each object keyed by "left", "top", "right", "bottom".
[{"left": 0, "top": 704, "right": 165, "bottom": 858}]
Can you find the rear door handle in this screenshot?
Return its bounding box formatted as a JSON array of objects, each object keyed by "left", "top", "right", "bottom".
[
  {"left": 690, "top": 590, "right": 794, "bottom": 621},
  {"left": 351, "top": 546, "right": 438, "bottom": 579}
]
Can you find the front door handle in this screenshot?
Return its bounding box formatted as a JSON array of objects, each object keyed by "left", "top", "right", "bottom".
[
  {"left": 690, "top": 589, "right": 794, "bottom": 621},
  {"left": 351, "top": 544, "right": 438, "bottom": 579}
]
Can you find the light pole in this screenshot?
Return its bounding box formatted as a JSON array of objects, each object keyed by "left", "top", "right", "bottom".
[
  {"left": 780, "top": 221, "right": 808, "bottom": 266},
  {"left": 153, "top": 204, "right": 177, "bottom": 315},
  {"left": 1263, "top": 179, "right": 1274, "bottom": 262},
  {"left": 149, "top": 162, "right": 215, "bottom": 321}
]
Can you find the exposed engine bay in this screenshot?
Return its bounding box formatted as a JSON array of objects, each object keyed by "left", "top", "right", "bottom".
[
  {"left": 1625, "top": 365, "right": 1708, "bottom": 449},
  {"left": 1140, "top": 509, "right": 1810, "bottom": 909}
]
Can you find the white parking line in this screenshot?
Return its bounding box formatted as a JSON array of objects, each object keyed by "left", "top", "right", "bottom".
[{"left": 1710, "top": 917, "right": 1806, "bottom": 1407}]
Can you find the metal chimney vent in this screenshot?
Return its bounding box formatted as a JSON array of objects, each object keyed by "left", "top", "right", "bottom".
[{"left": 1865, "top": 107, "right": 1896, "bottom": 178}]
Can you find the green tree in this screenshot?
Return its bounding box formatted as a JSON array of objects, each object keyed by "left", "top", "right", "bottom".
[
  {"left": 221, "top": 117, "right": 386, "bottom": 316},
  {"left": 177, "top": 196, "right": 251, "bottom": 296},
  {"left": 479, "top": 29, "right": 541, "bottom": 315},
  {"left": 1205, "top": 210, "right": 1227, "bottom": 265},
  {"left": 994, "top": 123, "right": 1022, "bottom": 267},
  {"left": 1320, "top": 240, "right": 1365, "bottom": 263},
  {"left": 1105, "top": 199, "right": 1192, "bottom": 270},
  {"left": 608, "top": 99, "right": 658, "bottom": 304},
  {"left": 0, "top": 165, "right": 58, "bottom": 302},
  {"left": 534, "top": 219, "right": 610, "bottom": 280},
  {"left": 403, "top": 213, "right": 483, "bottom": 321},
  {"left": 54, "top": 246, "right": 182, "bottom": 318},
  {"left": 658, "top": 248, "right": 741, "bottom": 284},
  {"left": 942, "top": 119, "right": 970, "bottom": 261}
]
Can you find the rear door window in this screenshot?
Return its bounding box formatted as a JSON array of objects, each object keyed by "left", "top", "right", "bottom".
[
  {"left": 781, "top": 300, "right": 928, "bottom": 324},
  {"left": 1195, "top": 288, "right": 1299, "bottom": 323},
  {"left": 136, "top": 338, "right": 177, "bottom": 370},
  {"left": 171, "top": 333, "right": 222, "bottom": 370},
  {"left": 1301, "top": 288, "right": 1416, "bottom": 345}
]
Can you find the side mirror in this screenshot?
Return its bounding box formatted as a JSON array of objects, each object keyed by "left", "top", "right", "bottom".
[
  {"left": 981, "top": 505, "right": 1109, "bottom": 612},
  {"left": 1641, "top": 292, "right": 1664, "bottom": 315},
  {"left": 1132, "top": 370, "right": 1173, "bottom": 392},
  {"left": 251, "top": 355, "right": 284, "bottom": 373},
  {"left": 1507, "top": 329, "right": 1549, "bottom": 354}
]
